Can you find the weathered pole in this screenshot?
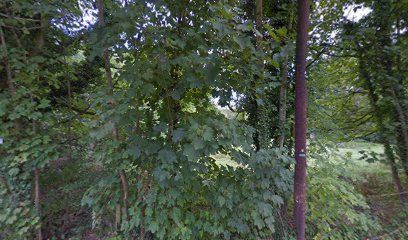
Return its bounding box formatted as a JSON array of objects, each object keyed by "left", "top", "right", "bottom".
[{"left": 293, "top": 0, "right": 309, "bottom": 239}]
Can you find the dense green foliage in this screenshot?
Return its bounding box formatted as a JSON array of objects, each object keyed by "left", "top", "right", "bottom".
[{"left": 1, "top": 0, "right": 407, "bottom": 239}]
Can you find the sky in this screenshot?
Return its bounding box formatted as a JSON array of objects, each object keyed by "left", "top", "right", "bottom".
[
  {"left": 79, "top": 2, "right": 373, "bottom": 28},
  {"left": 344, "top": 4, "right": 372, "bottom": 22}
]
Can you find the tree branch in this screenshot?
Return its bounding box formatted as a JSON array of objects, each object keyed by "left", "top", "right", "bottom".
[{"left": 0, "top": 13, "right": 41, "bottom": 22}]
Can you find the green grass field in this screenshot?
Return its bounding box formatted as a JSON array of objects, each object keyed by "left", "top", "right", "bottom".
[{"left": 334, "top": 141, "right": 388, "bottom": 174}]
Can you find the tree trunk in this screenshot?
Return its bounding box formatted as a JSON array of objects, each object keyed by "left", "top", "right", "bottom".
[
  {"left": 255, "top": 0, "right": 263, "bottom": 44},
  {"left": 96, "top": 0, "right": 131, "bottom": 227},
  {"left": 0, "top": 25, "right": 22, "bottom": 132},
  {"left": 115, "top": 204, "right": 121, "bottom": 232},
  {"left": 293, "top": 0, "right": 310, "bottom": 239},
  {"left": 277, "top": 6, "right": 293, "bottom": 149},
  {"left": 395, "top": 130, "right": 408, "bottom": 177},
  {"left": 358, "top": 57, "right": 407, "bottom": 204},
  {"left": 389, "top": 87, "right": 408, "bottom": 177},
  {"left": 254, "top": 0, "right": 266, "bottom": 149},
  {"left": 278, "top": 55, "right": 289, "bottom": 148},
  {"left": 384, "top": 143, "right": 406, "bottom": 203},
  {"left": 0, "top": 26, "right": 17, "bottom": 95},
  {"left": 140, "top": 208, "right": 145, "bottom": 240},
  {"left": 119, "top": 171, "right": 130, "bottom": 221},
  {"left": 372, "top": 0, "right": 408, "bottom": 178},
  {"left": 66, "top": 75, "right": 72, "bottom": 162},
  {"left": 2, "top": 24, "right": 43, "bottom": 239},
  {"left": 34, "top": 168, "right": 43, "bottom": 240}
]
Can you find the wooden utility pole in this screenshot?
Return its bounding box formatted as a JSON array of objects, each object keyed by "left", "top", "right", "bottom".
[{"left": 293, "top": 0, "right": 309, "bottom": 239}]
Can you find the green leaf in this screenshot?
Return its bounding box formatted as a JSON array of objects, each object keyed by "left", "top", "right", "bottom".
[
  {"left": 148, "top": 221, "right": 159, "bottom": 233},
  {"left": 172, "top": 128, "right": 185, "bottom": 142}
]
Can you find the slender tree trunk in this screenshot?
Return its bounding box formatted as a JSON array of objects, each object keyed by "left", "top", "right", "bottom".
[
  {"left": 115, "top": 204, "right": 121, "bottom": 232},
  {"left": 4, "top": 7, "right": 23, "bottom": 50},
  {"left": 388, "top": 87, "right": 408, "bottom": 177},
  {"left": 0, "top": 24, "right": 22, "bottom": 134},
  {"left": 254, "top": 0, "right": 266, "bottom": 149},
  {"left": 31, "top": 94, "right": 43, "bottom": 239},
  {"left": 96, "top": 0, "right": 131, "bottom": 227},
  {"left": 119, "top": 171, "right": 130, "bottom": 221},
  {"left": 384, "top": 143, "right": 406, "bottom": 203},
  {"left": 378, "top": 57, "right": 408, "bottom": 177},
  {"left": 0, "top": 26, "right": 17, "bottom": 95},
  {"left": 255, "top": 0, "right": 263, "bottom": 44},
  {"left": 277, "top": 8, "right": 294, "bottom": 226},
  {"left": 34, "top": 168, "right": 42, "bottom": 240},
  {"left": 358, "top": 57, "right": 407, "bottom": 203},
  {"left": 2, "top": 23, "right": 44, "bottom": 239},
  {"left": 140, "top": 208, "right": 145, "bottom": 240},
  {"left": 293, "top": 0, "right": 309, "bottom": 239},
  {"left": 0, "top": 176, "right": 11, "bottom": 195},
  {"left": 277, "top": 53, "right": 290, "bottom": 239},
  {"left": 278, "top": 55, "right": 289, "bottom": 148},
  {"left": 393, "top": 13, "right": 408, "bottom": 177},
  {"left": 277, "top": 6, "right": 294, "bottom": 149},
  {"left": 66, "top": 74, "right": 73, "bottom": 161},
  {"left": 372, "top": 0, "right": 408, "bottom": 178},
  {"left": 395, "top": 130, "right": 408, "bottom": 177},
  {"left": 33, "top": 17, "right": 47, "bottom": 240}
]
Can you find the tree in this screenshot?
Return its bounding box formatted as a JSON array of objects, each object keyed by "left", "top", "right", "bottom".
[{"left": 1, "top": 0, "right": 406, "bottom": 239}]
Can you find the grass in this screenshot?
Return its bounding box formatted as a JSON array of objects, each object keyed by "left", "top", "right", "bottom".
[
  {"left": 211, "top": 141, "right": 408, "bottom": 238},
  {"left": 335, "top": 141, "right": 408, "bottom": 238},
  {"left": 331, "top": 141, "right": 391, "bottom": 176},
  {"left": 336, "top": 141, "right": 384, "bottom": 158}
]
